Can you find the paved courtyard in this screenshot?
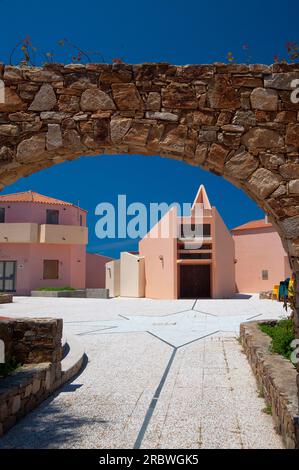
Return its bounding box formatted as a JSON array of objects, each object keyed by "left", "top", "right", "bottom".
[{"left": 0, "top": 295, "right": 287, "bottom": 449}]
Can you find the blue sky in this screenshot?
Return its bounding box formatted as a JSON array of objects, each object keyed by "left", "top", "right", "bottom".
[{"left": 0, "top": 0, "right": 297, "bottom": 257}]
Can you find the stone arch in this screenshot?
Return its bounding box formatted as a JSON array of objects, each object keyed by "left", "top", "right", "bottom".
[{"left": 0, "top": 61, "right": 299, "bottom": 332}]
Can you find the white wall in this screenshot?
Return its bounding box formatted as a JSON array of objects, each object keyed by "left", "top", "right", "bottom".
[
  {"left": 120, "top": 252, "right": 145, "bottom": 298},
  {"left": 105, "top": 259, "right": 120, "bottom": 297}
]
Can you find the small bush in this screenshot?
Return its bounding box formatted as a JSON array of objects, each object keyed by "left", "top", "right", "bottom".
[
  {"left": 259, "top": 319, "right": 295, "bottom": 361},
  {"left": 262, "top": 404, "right": 272, "bottom": 415},
  {"left": 0, "top": 357, "right": 20, "bottom": 379},
  {"left": 258, "top": 388, "right": 265, "bottom": 399},
  {"left": 36, "top": 286, "right": 75, "bottom": 291}
]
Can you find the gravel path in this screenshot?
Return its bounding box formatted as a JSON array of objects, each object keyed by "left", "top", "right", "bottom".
[{"left": 0, "top": 295, "right": 285, "bottom": 449}]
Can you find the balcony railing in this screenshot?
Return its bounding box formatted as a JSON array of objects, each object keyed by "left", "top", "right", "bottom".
[{"left": 0, "top": 223, "right": 88, "bottom": 245}]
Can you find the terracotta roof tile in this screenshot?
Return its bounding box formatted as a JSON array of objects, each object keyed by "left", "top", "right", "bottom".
[
  {"left": 231, "top": 219, "right": 272, "bottom": 232},
  {"left": 0, "top": 190, "right": 86, "bottom": 211}
]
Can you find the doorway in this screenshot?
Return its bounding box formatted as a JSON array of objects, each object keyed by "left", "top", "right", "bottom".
[
  {"left": 180, "top": 264, "right": 211, "bottom": 298},
  {"left": 0, "top": 261, "right": 16, "bottom": 292}
]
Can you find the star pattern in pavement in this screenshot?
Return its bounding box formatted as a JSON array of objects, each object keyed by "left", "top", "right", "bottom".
[{"left": 74, "top": 307, "right": 264, "bottom": 348}]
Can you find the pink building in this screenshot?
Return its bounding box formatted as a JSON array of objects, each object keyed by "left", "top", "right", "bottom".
[
  {"left": 0, "top": 191, "right": 111, "bottom": 295},
  {"left": 232, "top": 218, "right": 291, "bottom": 293},
  {"left": 85, "top": 252, "right": 112, "bottom": 289},
  {"left": 139, "top": 185, "right": 236, "bottom": 299}
]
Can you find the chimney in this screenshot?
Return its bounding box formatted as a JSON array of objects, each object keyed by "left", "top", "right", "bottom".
[{"left": 265, "top": 214, "right": 269, "bottom": 224}]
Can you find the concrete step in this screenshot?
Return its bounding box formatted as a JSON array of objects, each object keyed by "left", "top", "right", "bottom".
[{"left": 55, "top": 334, "right": 85, "bottom": 388}]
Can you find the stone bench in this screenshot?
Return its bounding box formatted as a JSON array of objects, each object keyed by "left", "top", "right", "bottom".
[{"left": 31, "top": 288, "right": 109, "bottom": 299}]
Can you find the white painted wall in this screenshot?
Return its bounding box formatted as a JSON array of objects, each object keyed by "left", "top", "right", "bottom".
[
  {"left": 120, "top": 252, "right": 145, "bottom": 298},
  {"left": 105, "top": 259, "right": 120, "bottom": 297}
]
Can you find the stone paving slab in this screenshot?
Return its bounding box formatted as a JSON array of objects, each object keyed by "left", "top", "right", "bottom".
[{"left": 0, "top": 296, "right": 286, "bottom": 449}]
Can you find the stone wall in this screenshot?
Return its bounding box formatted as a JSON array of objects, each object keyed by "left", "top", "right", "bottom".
[
  {"left": 0, "top": 362, "right": 57, "bottom": 435},
  {"left": 0, "top": 317, "right": 63, "bottom": 435},
  {"left": 240, "top": 321, "right": 299, "bottom": 449},
  {"left": 0, "top": 293, "right": 13, "bottom": 304},
  {"left": 0, "top": 318, "right": 62, "bottom": 371},
  {"left": 0, "top": 64, "right": 298, "bottom": 242}
]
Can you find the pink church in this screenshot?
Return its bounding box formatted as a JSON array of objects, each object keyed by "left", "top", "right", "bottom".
[
  {"left": 139, "top": 185, "right": 235, "bottom": 299},
  {"left": 0, "top": 191, "right": 111, "bottom": 295}
]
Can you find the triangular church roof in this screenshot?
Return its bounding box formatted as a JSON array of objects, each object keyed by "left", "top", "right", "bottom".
[{"left": 191, "top": 185, "right": 212, "bottom": 212}]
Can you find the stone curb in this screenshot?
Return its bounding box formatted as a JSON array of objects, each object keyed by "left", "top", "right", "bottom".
[
  {"left": 0, "top": 331, "right": 85, "bottom": 436},
  {"left": 56, "top": 333, "right": 85, "bottom": 386}
]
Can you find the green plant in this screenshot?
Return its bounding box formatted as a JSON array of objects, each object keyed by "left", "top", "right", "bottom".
[
  {"left": 258, "top": 388, "right": 265, "bottom": 399},
  {"left": 262, "top": 404, "right": 272, "bottom": 415},
  {"left": 36, "top": 286, "right": 75, "bottom": 291},
  {"left": 227, "top": 40, "right": 299, "bottom": 64},
  {"left": 286, "top": 42, "right": 299, "bottom": 62},
  {"left": 9, "top": 36, "right": 37, "bottom": 66},
  {"left": 6, "top": 37, "right": 299, "bottom": 67},
  {"left": 273, "top": 42, "right": 299, "bottom": 64},
  {"left": 57, "top": 38, "right": 105, "bottom": 63},
  {"left": 0, "top": 357, "right": 20, "bottom": 379},
  {"left": 225, "top": 45, "right": 252, "bottom": 64},
  {"left": 226, "top": 51, "right": 235, "bottom": 63},
  {"left": 259, "top": 319, "right": 295, "bottom": 361},
  {"left": 8, "top": 36, "right": 106, "bottom": 66}
]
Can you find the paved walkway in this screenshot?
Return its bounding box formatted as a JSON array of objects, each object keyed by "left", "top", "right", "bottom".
[{"left": 0, "top": 296, "right": 286, "bottom": 449}]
